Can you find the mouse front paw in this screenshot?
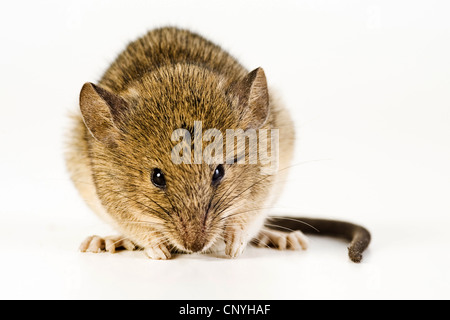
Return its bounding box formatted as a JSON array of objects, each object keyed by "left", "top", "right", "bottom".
[
  {"left": 144, "top": 244, "right": 172, "bottom": 260},
  {"left": 253, "top": 227, "right": 309, "bottom": 250},
  {"left": 79, "top": 235, "right": 136, "bottom": 253},
  {"left": 224, "top": 227, "right": 248, "bottom": 258}
]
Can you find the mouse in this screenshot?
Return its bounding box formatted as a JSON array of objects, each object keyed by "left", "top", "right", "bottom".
[{"left": 66, "top": 27, "right": 370, "bottom": 262}]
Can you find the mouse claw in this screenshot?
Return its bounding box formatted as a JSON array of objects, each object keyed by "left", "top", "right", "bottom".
[
  {"left": 253, "top": 228, "right": 309, "bottom": 251},
  {"left": 144, "top": 245, "right": 171, "bottom": 260},
  {"left": 79, "top": 235, "right": 136, "bottom": 253},
  {"left": 224, "top": 228, "right": 248, "bottom": 258},
  {"left": 225, "top": 241, "right": 246, "bottom": 258},
  {"left": 79, "top": 235, "right": 102, "bottom": 253},
  {"left": 288, "top": 231, "right": 309, "bottom": 250}
]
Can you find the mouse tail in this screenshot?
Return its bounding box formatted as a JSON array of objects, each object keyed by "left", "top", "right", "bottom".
[{"left": 265, "top": 216, "right": 371, "bottom": 263}]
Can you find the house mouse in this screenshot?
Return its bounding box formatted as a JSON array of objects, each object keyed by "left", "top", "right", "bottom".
[{"left": 66, "top": 27, "right": 370, "bottom": 262}]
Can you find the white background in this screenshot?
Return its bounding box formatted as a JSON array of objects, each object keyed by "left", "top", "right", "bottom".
[{"left": 0, "top": 0, "right": 449, "bottom": 299}]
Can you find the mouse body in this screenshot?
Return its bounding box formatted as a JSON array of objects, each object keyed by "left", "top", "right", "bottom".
[{"left": 65, "top": 27, "right": 306, "bottom": 259}]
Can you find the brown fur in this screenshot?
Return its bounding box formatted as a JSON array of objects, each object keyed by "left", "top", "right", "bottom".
[{"left": 65, "top": 27, "right": 295, "bottom": 256}]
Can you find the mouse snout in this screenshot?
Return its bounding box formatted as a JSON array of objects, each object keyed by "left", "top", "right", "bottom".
[
  {"left": 184, "top": 238, "right": 205, "bottom": 253},
  {"left": 177, "top": 221, "right": 208, "bottom": 253},
  {"left": 181, "top": 230, "right": 207, "bottom": 253}
]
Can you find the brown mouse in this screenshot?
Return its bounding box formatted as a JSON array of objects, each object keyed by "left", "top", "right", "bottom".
[{"left": 66, "top": 27, "right": 370, "bottom": 262}]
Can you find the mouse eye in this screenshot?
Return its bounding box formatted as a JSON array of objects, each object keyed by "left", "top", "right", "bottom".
[
  {"left": 212, "top": 164, "right": 225, "bottom": 186},
  {"left": 151, "top": 168, "right": 166, "bottom": 189}
]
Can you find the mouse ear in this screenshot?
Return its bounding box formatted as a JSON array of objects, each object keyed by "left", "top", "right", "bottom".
[
  {"left": 79, "top": 82, "right": 127, "bottom": 148},
  {"left": 230, "top": 67, "right": 269, "bottom": 129}
]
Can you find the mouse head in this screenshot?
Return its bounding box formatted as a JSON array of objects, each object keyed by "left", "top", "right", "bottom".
[{"left": 79, "top": 65, "right": 275, "bottom": 253}]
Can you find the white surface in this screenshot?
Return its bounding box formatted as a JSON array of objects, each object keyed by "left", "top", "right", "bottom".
[{"left": 1, "top": 0, "right": 450, "bottom": 299}]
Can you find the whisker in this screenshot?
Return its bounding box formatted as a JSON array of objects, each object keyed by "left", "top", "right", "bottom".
[
  {"left": 69, "top": 178, "right": 170, "bottom": 220},
  {"left": 217, "top": 206, "right": 278, "bottom": 222},
  {"left": 165, "top": 193, "right": 180, "bottom": 218},
  {"left": 140, "top": 193, "right": 172, "bottom": 218},
  {"left": 261, "top": 223, "right": 299, "bottom": 233},
  {"left": 211, "top": 158, "right": 328, "bottom": 220},
  {"left": 121, "top": 220, "right": 167, "bottom": 227},
  {"left": 266, "top": 216, "right": 320, "bottom": 233}
]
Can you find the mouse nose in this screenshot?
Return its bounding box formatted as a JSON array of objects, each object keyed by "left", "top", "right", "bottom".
[
  {"left": 185, "top": 240, "right": 205, "bottom": 253},
  {"left": 177, "top": 216, "right": 208, "bottom": 253},
  {"left": 181, "top": 230, "right": 206, "bottom": 253}
]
